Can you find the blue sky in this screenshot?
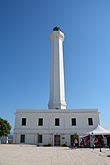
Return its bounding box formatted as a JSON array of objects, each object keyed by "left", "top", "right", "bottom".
[{"left": 0, "top": 0, "right": 110, "bottom": 131}]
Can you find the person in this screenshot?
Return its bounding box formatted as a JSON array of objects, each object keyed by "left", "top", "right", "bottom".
[
  {"left": 80, "top": 139, "right": 84, "bottom": 148},
  {"left": 74, "top": 139, "right": 78, "bottom": 149}
]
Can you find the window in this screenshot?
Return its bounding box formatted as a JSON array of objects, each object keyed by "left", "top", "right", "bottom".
[
  {"left": 88, "top": 118, "right": 93, "bottom": 125},
  {"left": 72, "top": 118, "right": 76, "bottom": 126},
  {"left": 55, "top": 118, "right": 60, "bottom": 126},
  {"left": 20, "top": 134, "right": 25, "bottom": 143},
  {"left": 38, "top": 118, "right": 43, "bottom": 126},
  {"left": 38, "top": 134, "right": 42, "bottom": 143},
  {"left": 22, "top": 118, "right": 26, "bottom": 126}
]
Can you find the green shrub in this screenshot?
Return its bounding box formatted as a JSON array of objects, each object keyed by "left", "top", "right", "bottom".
[
  {"left": 62, "top": 142, "right": 67, "bottom": 147},
  {"left": 43, "top": 143, "right": 51, "bottom": 147}
]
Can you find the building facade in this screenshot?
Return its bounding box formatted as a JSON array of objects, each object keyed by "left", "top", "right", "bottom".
[
  {"left": 13, "top": 27, "right": 100, "bottom": 146},
  {"left": 13, "top": 109, "right": 99, "bottom": 146}
]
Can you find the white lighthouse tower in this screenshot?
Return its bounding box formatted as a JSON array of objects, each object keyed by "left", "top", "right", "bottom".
[
  {"left": 14, "top": 27, "right": 100, "bottom": 146},
  {"left": 48, "top": 27, "right": 66, "bottom": 109}
]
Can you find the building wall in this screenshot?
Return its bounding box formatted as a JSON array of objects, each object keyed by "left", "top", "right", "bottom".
[{"left": 13, "top": 109, "right": 99, "bottom": 146}]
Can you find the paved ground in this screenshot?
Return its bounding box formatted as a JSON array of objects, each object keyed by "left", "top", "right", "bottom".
[{"left": 0, "top": 145, "right": 110, "bottom": 165}]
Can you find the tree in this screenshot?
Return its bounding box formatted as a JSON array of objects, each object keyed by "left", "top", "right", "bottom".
[{"left": 0, "top": 117, "right": 11, "bottom": 137}]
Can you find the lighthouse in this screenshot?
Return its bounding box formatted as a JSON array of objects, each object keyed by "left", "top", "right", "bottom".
[
  {"left": 14, "top": 27, "right": 100, "bottom": 146},
  {"left": 48, "top": 27, "right": 66, "bottom": 109}
]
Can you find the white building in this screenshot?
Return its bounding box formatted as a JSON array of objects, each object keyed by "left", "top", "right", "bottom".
[{"left": 13, "top": 27, "right": 100, "bottom": 146}]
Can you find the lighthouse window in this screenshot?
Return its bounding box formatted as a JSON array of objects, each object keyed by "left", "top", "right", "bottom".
[
  {"left": 22, "top": 118, "right": 26, "bottom": 126},
  {"left": 55, "top": 118, "right": 60, "bottom": 126},
  {"left": 88, "top": 118, "right": 93, "bottom": 125},
  {"left": 72, "top": 118, "right": 76, "bottom": 126},
  {"left": 38, "top": 118, "right": 43, "bottom": 126}
]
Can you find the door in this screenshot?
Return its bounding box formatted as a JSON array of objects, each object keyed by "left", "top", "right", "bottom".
[
  {"left": 54, "top": 135, "right": 60, "bottom": 146},
  {"left": 70, "top": 135, "right": 74, "bottom": 146}
]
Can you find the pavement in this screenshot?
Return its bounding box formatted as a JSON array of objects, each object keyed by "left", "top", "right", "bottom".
[{"left": 0, "top": 145, "right": 110, "bottom": 165}]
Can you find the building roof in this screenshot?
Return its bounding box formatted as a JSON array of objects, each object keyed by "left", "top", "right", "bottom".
[{"left": 16, "top": 108, "right": 99, "bottom": 114}]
